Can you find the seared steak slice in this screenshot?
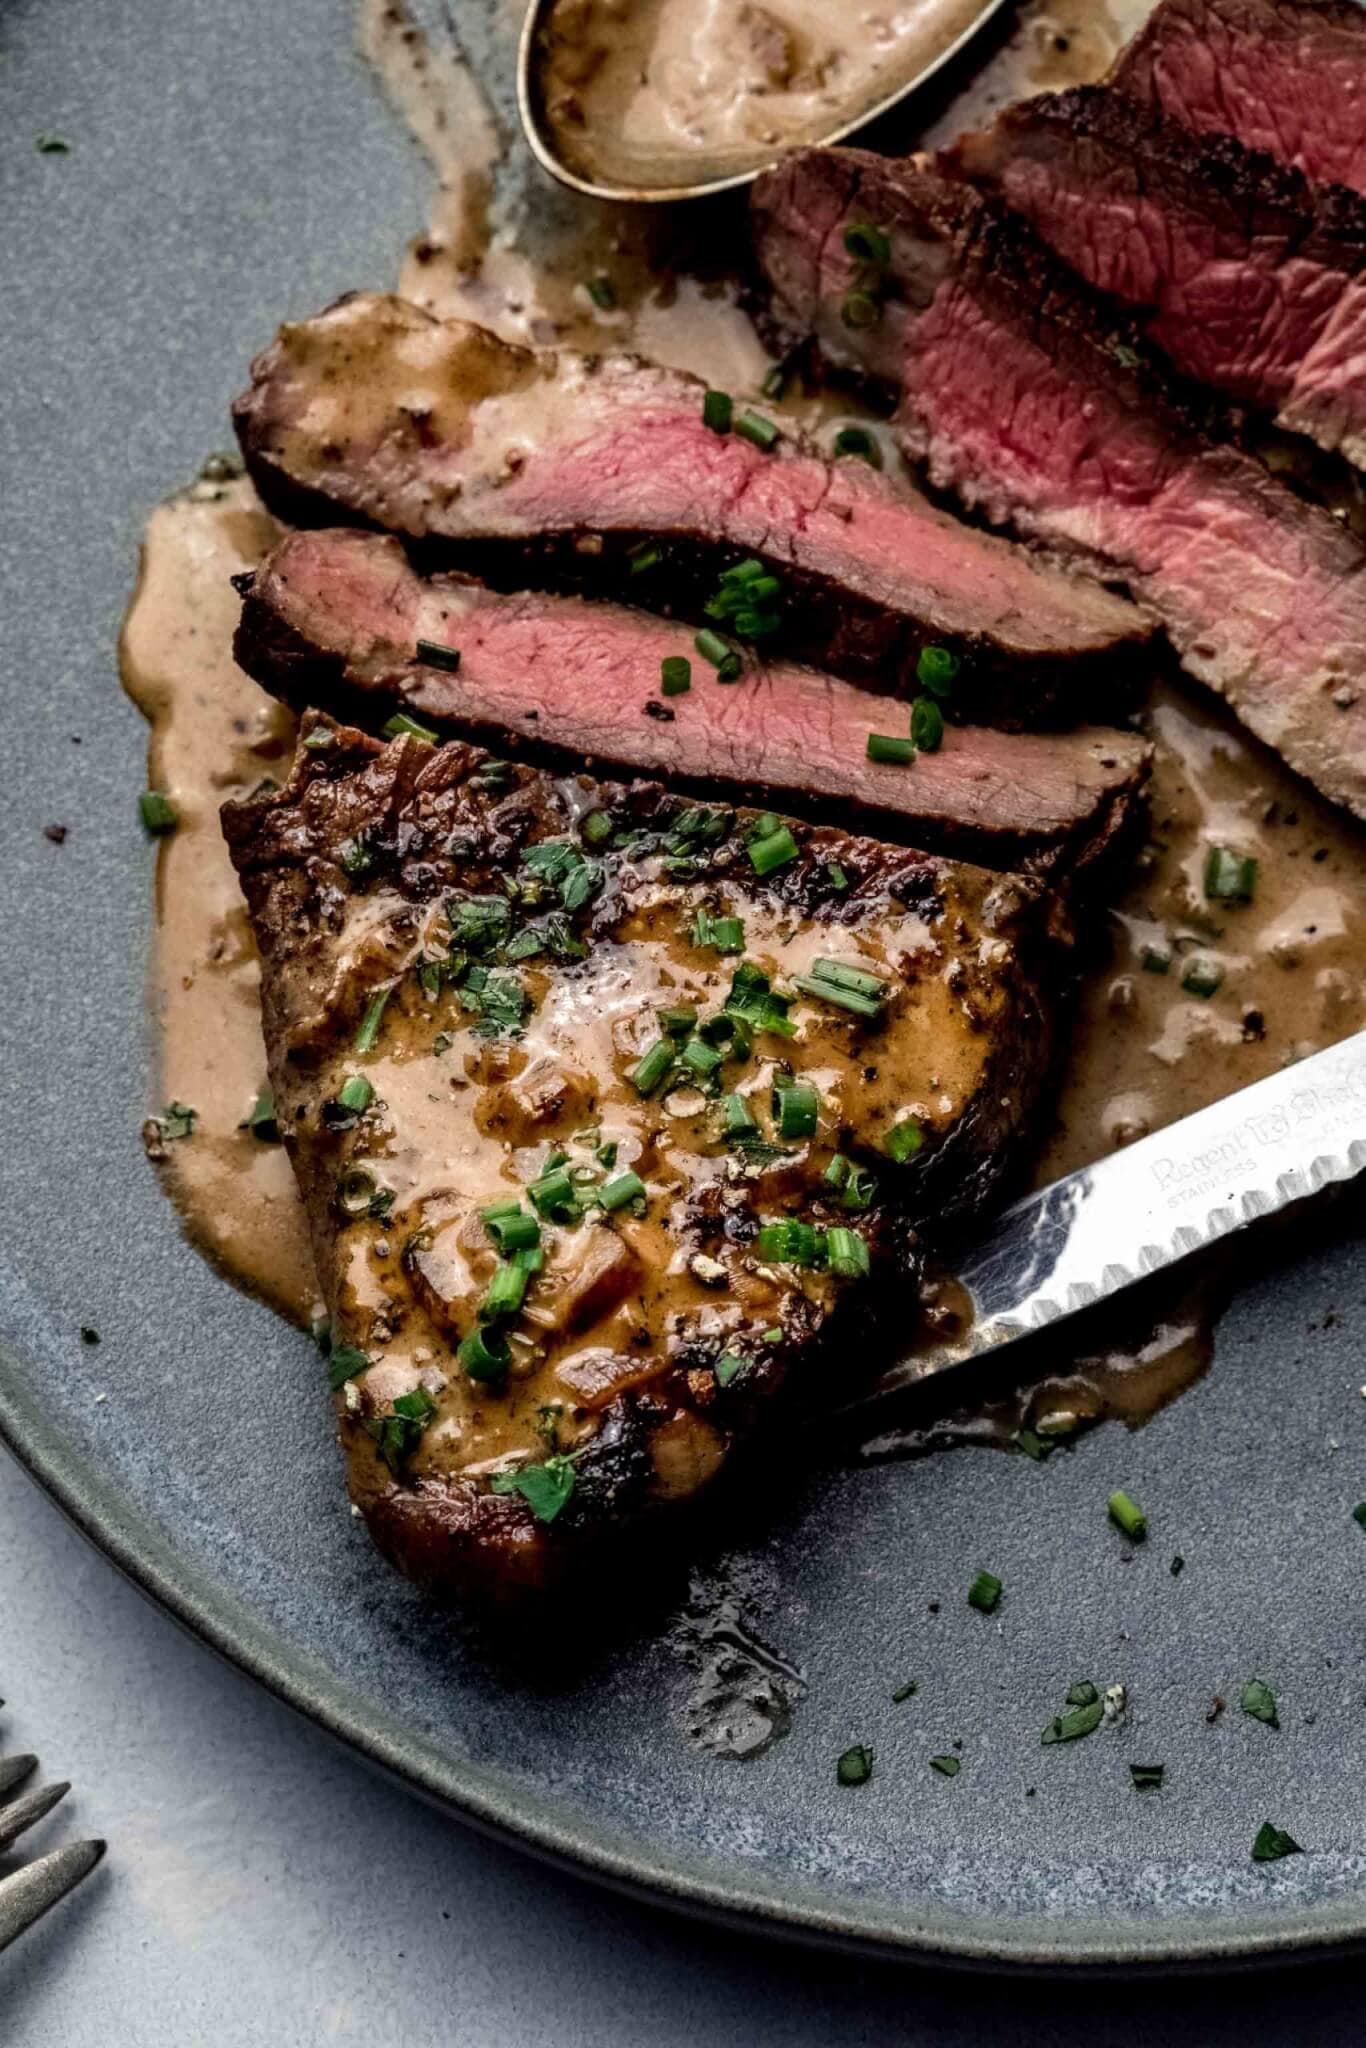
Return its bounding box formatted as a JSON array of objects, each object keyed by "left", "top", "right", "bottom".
[
  {"left": 751, "top": 148, "right": 1366, "bottom": 818},
  {"left": 1112, "top": 0, "right": 1366, "bottom": 197},
  {"left": 953, "top": 85, "right": 1366, "bottom": 468},
  {"left": 234, "top": 527, "right": 1151, "bottom": 880},
  {"left": 221, "top": 719, "right": 1056, "bottom": 1600},
  {"left": 231, "top": 292, "right": 1150, "bottom": 726}
]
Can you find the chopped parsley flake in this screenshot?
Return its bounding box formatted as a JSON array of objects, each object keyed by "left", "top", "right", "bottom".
[
  {"left": 1130, "top": 1764, "right": 1165, "bottom": 1790},
  {"left": 491, "top": 1455, "right": 576, "bottom": 1524},
  {"left": 835, "top": 1745, "right": 873, "bottom": 1786},
  {"left": 967, "top": 1570, "right": 1002, "bottom": 1614},
  {"left": 1241, "top": 1679, "right": 1279, "bottom": 1728},
  {"left": 929, "top": 1755, "right": 960, "bottom": 1778},
  {"left": 1251, "top": 1822, "right": 1302, "bottom": 1863}
]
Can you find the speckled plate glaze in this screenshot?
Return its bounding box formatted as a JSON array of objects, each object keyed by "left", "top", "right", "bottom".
[{"left": 5, "top": 0, "right": 1366, "bottom": 1973}]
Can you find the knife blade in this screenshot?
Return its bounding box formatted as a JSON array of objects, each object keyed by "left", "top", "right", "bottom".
[{"left": 855, "top": 1027, "right": 1366, "bottom": 1410}]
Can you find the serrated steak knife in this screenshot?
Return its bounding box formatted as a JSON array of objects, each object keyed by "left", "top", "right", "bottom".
[{"left": 861, "top": 1028, "right": 1366, "bottom": 1405}]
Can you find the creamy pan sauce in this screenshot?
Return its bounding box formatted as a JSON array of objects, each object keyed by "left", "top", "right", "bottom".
[
  {"left": 124, "top": 0, "right": 1366, "bottom": 1450},
  {"left": 534, "top": 0, "right": 995, "bottom": 189}
]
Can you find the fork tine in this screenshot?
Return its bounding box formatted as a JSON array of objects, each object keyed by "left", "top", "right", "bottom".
[
  {"left": 0, "top": 1781, "right": 69, "bottom": 1854},
  {"left": 0, "top": 1755, "right": 39, "bottom": 1799},
  {"left": 0, "top": 1840, "right": 104, "bottom": 1953}
]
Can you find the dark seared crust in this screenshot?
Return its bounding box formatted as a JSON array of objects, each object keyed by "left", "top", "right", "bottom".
[
  {"left": 222, "top": 720, "right": 1058, "bottom": 1602},
  {"left": 231, "top": 293, "right": 1152, "bottom": 728},
  {"left": 229, "top": 535, "right": 1152, "bottom": 888}
]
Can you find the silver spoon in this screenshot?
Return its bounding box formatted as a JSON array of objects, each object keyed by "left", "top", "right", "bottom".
[{"left": 517, "top": 0, "right": 1012, "bottom": 204}]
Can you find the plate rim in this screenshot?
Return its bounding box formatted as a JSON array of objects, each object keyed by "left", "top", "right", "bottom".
[{"left": 3, "top": 1332, "right": 1363, "bottom": 1974}]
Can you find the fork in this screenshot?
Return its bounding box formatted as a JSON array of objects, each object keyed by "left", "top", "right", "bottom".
[{"left": 0, "top": 1717, "right": 104, "bottom": 1952}]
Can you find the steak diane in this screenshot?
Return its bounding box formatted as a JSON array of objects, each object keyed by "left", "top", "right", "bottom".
[
  {"left": 752, "top": 147, "right": 1366, "bottom": 818},
  {"left": 234, "top": 527, "right": 1151, "bottom": 880},
  {"left": 222, "top": 720, "right": 1056, "bottom": 1600},
  {"left": 231, "top": 291, "right": 1150, "bottom": 729}
]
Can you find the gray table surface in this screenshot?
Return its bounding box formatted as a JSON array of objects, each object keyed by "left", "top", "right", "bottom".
[{"left": 2, "top": 1450, "right": 1363, "bottom": 2043}]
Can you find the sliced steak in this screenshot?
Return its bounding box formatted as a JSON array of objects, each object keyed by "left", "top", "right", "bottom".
[
  {"left": 1112, "top": 0, "right": 1366, "bottom": 197},
  {"left": 221, "top": 717, "right": 1057, "bottom": 1599},
  {"left": 231, "top": 291, "right": 1150, "bottom": 726},
  {"left": 751, "top": 148, "right": 1366, "bottom": 818},
  {"left": 953, "top": 84, "right": 1366, "bottom": 469},
  {"left": 235, "top": 526, "right": 1151, "bottom": 880}
]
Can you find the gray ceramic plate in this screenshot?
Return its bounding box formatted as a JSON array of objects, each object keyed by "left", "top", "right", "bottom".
[{"left": 5, "top": 0, "right": 1366, "bottom": 1973}]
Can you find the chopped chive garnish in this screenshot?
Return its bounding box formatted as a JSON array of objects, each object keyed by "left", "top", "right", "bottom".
[
  {"left": 139, "top": 790, "right": 178, "bottom": 835},
  {"left": 884, "top": 1117, "right": 924, "bottom": 1163},
  {"left": 1130, "top": 1764, "right": 1165, "bottom": 1790},
  {"left": 836, "top": 1744, "right": 873, "bottom": 1786},
  {"left": 1204, "top": 844, "right": 1258, "bottom": 903},
  {"left": 629, "top": 1038, "right": 676, "bottom": 1096},
  {"left": 1181, "top": 956, "right": 1223, "bottom": 998},
  {"left": 658, "top": 1005, "right": 698, "bottom": 1038},
  {"left": 761, "top": 1325, "right": 782, "bottom": 1343},
  {"left": 415, "top": 638, "right": 461, "bottom": 672},
  {"left": 844, "top": 220, "right": 891, "bottom": 266},
  {"left": 1251, "top": 1822, "right": 1301, "bottom": 1863},
  {"left": 761, "top": 360, "right": 789, "bottom": 400},
  {"left": 490, "top": 1454, "right": 576, "bottom": 1523},
  {"left": 748, "top": 825, "right": 799, "bottom": 876},
  {"left": 599, "top": 1169, "right": 646, "bottom": 1212},
  {"left": 353, "top": 987, "right": 391, "bottom": 1054},
  {"left": 826, "top": 861, "right": 850, "bottom": 892},
  {"left": 587, "top": 274, "right": 617, "bottom": 310},
  {"left": 36, "top": 134, "right": 71, "bottom": 154},
  {"left": 723, "top": 1092, "right": 759, "bottom": 1140},
  {"left": 794, "top": 957, "right": 889, "bottom": 1018},
  {"left": 929, "top": 1755, "right": 961, "bottom": 1778},
  {"left": 867, "top": 733, "right": 915, "bottom": 766},
  {"left": 692, "top": 909, "right": 746, "bottom": 953},
  {"left": 833, "top": 424, "right": 881, "bottom": 466},
  {"left": 732, "top": 607, "right": 781, "bottom": 639},
  {"left": 337, "top": 1074, "right": 374, "bottom": 1114},
  {"left": 628, "top": 540, "right": 662, "bottom": 575},
  {"left": 915, "top": 645, "right": 960, "bottom": 695},
  {"left": 580, "top": 808, "right": 613, "bottom": 846},
  {"left": 1142, "top": 944, "right": 1172, "bottom": 975},
  {"left": 1014, "top": 1427, "right": 1053, "bottom": 1462},
  {"left": 528, "top": 1167, "right": 578, "bottom": 1221},
  {"left": 694, "top": 627, "right": 742, "bottom": 681},
  {"left": 891, "top": 1680, "right": 918, "bottom": 1703},
  {"left": 967, "top": 1569, "right": 1002, "bottom": 1614},
  {"left": 459, "top": 1324, "right": 510, "bottom": 1382},
  {"left": 338, "top": 835, "right": 374, "bottom": 879},
  {"left": 910, "top": 697, "right": 945, "bottom": 752},
  {"left": 736, "top": 409, "right": 780, "bottom": 452},
  {"left": 383, "top": 710, "right": 440, "bottom": 744},
  {"left": 841, "top": 290, "right": 881, "bottom": 329},
  {"left": 481, "top": 1257, "right": 532, "bottom": 1321},
  {"left": 1108, "top": 1489, "right": 1147, "bottom": 1540},
  {"left": 1241, "top": 1679, "right": 1279, "bottom": 1727},
  {"left": 826, "top": 1226, "right": 869, "bottom": 1279},
  {"left": 326, "top": 1343, "right": 372, "bottom": 1393},
  {"left": 702, "top": 388, "right": 732, "bottom": 434},
  {"left": 302, "top": 727, "right": 335, "bottom": 751},
  {"left": 755, "top": 1220, "right": 822, "bottom": 1266},
  {"left": 482, "top": 1206, "right": 540, "bottom": 1253},
  {"left": 681, "top": 1036, "right": 724, "bottom": 1082},
  {"left": 714, "top": 1352, "right": 746, "bottom": 1387},
  {"left": 660, "top": 655, "right": 691, "bottom": 696},
  {"left": 773, "top": 1080, "right": 818, "bottom": 1140}
]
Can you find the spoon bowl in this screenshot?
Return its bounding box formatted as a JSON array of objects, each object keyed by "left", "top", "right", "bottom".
[{"left": 517, "top": 0, "right": 1012, "bottom": 204}]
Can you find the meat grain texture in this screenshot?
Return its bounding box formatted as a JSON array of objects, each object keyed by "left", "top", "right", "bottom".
[
  {"left": 1112, "top": 0, "right": 1366, "bottom": 196},
  {"left": 235, "top": 526, "right": 1151, "bottom": 880},
  {"left": 752, "top": 146, "right": 1366, "bottom": 818},
  {"left": 954, "top": 84, "right": 1366, "bottom": 469},
  {"left": 232, "top": 291, "right": 1150, "bottom": 727}
]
